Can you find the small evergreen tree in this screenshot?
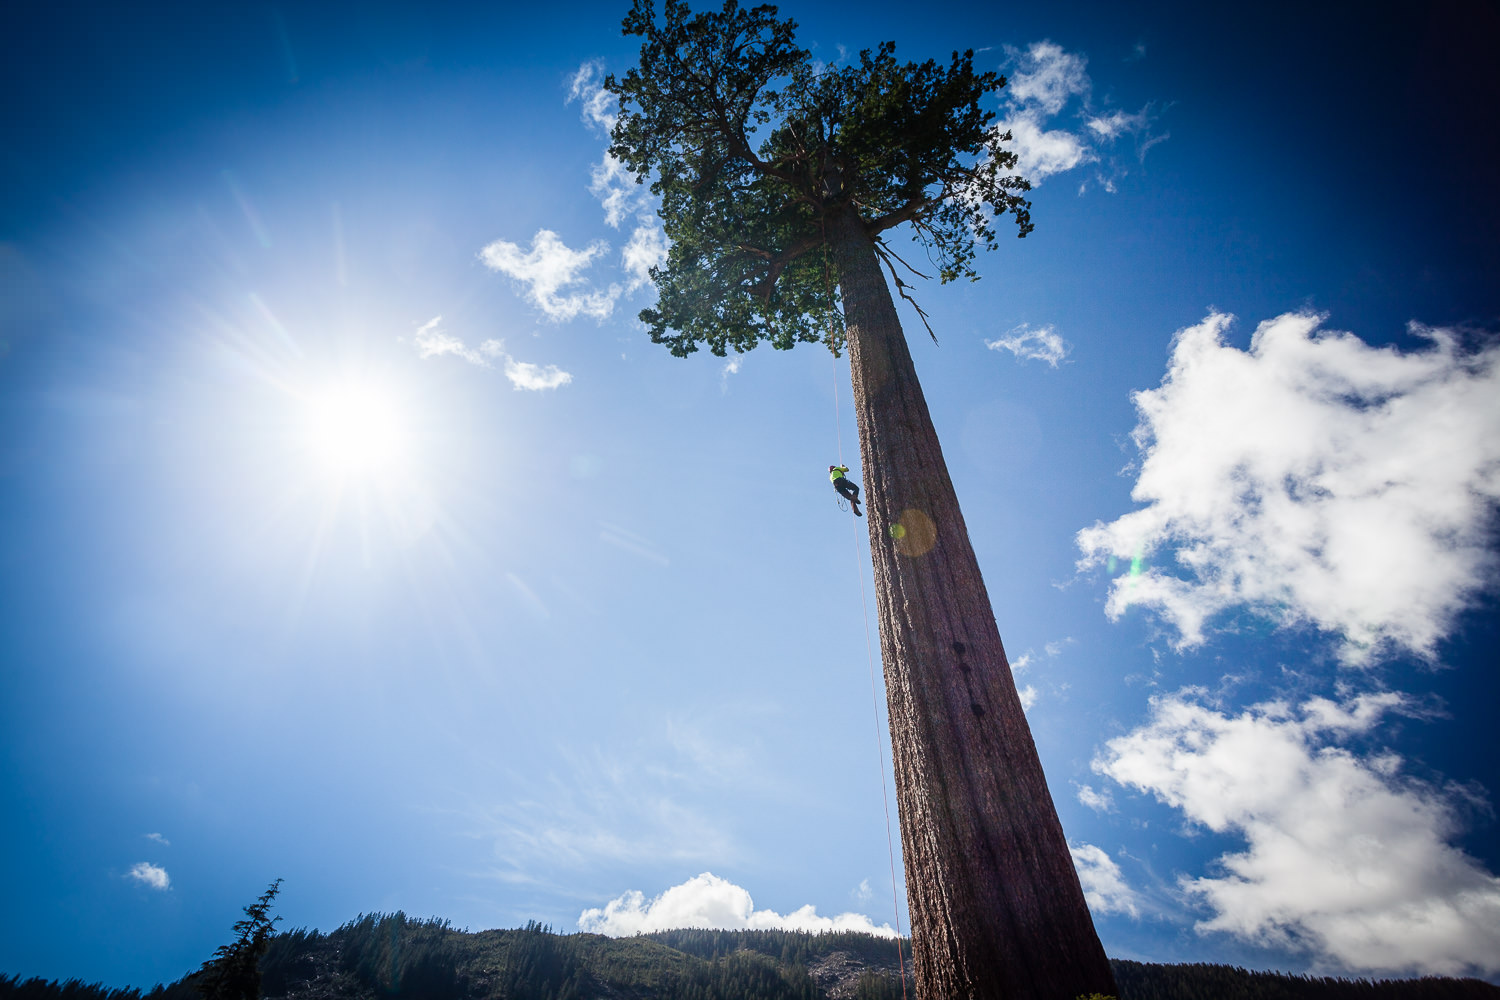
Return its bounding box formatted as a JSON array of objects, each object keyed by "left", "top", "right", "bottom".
[{"left": 195, "top": 880, "right": 283, "bottom": 1000}]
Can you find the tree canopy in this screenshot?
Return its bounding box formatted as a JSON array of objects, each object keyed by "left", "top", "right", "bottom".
[{"left": 605, "top": 0, "right": 1033, "bottom": 358}]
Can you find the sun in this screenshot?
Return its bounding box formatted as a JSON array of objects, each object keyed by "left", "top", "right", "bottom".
[{"left": 301, "top": 378, "right": 410, "bottom": 481}]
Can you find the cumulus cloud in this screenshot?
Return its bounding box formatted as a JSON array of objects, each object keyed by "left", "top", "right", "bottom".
[
  {"left": 127, "top": 862, "right": 170, "bottom": 890},
  {"left": 579, "top": 872, "right": 897, "bottom": 938},
  {"left": 480, "top": 230, "right": 621, "bottom": 323},
  {"left": 987, "top": 323, "right": 1071, "bottom": 366},
  {"left": 1076, "top": 311, "right": 1500, "bottom": 662},
  {"left": 410, "top": 317, "right": 571, "bottom": 390},
  {"left": 995, "top": 114, "right": 1092, "bottom": 184},
  {"left": 1070, "top": 843, "right": 1139, "bottom": 917},
  {"left": 1095, "top": 690, "right": 1500, "bottom": 976}
]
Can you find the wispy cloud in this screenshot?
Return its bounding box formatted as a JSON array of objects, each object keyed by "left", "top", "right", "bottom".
[
  {"left": 568, "top": 62, "right": 669, "bottom": 282},
  {"left": 621, "top": 222, "right": 667, "bottom": 293},
  {"left": 599, "top": 520, "right": 670, "bottom": 566},
  {"left": 414, "top": 315, "right": 491, "bottom": 366},
  {"left": 502, "top": 357, "right": 573, "bottom": 391},
  {"left": 568, "top": 60, "right": 617, "bottom": 133},
  {"left": 480, "top": 231, "right": 621, "bottom": 323},
  {"left": 1077, "top": 311, "right": 1500, "bottom": 662},
  {"left": 992, "top": 40, "right": 1167, "bottom": 191},
  {"left": 1076, "top": 784, "right": 1115, "bottom": 813},
  {"left": 144, "top": 832, "right": 170, "bottom": 846},
  {"left": 1096, "top": 689, "right": 1500, "bottom": 976},
  {"left": 579, "top": 872, "right": 898, "bottom": 937},
  {"left": 409, "top": 317, "right": 572, "bottom": 391},
  {"left": 463, "top": 714, "right": 780, "bottom": 883},
  {"left": 1006, "top": 41, "right": 1090, "bottom": 115},
  {"left": 719, "top": 355, "right": 742, "bottom": 392},
  {"left": 127, "top": 862, "right": 170, "bottom": 890},
  {"left": 481, "top": 62, "right": 670, "bottom": 326},
  {"left": 1069, "top": 843, "right": 1139, "bottom": 917},
  {"left": 987, "top": 323, "right": 1071, "bottom": 366}
]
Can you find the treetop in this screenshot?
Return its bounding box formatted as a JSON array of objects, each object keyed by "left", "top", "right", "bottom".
[{"left": 605, "top": 0, "right": 1033, "bottom": 357}]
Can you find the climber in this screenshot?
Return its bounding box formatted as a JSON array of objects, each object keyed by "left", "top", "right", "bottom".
[{"left": 829, "top": 464, "right": 863, "bottom": 516}]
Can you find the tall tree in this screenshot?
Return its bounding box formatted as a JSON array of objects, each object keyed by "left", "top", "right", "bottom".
[
  {"left": 606, "top": 3, "right": 1116, "bottom": 998},
  {"left": 195, "top": 879, "right": 283, "bottom": 1000}
]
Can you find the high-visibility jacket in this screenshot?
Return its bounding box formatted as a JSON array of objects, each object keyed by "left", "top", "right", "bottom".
[{"left": 830, "top": 465, "right": 850, "bottom": 483}]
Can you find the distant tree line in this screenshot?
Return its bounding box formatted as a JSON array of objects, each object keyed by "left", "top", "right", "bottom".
[{"left": 5, "top": 921, "right": 1498, "bottom": 1000}]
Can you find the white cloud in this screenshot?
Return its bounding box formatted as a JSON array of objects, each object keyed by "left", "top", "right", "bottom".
[
  {"left": 852, "top": 878, "right": 873, "bottom": 903},
  {"left": 144, "top": 832, "right": 170, "bottom": 846},
  {"left": 414, "top": 315, "right": 488, "bottom": 366},
  {"left": 1070, "top": 843, "right": 1139, "bottom": 917},
  {"left": 578, "top": 872, "right": 898, "bottom": 938},
  {"left": 1087, "top": 109, "right": 1147, "bottom": 140},
  {"left": 410, "top": 317, "right": 572, "bottom": 390},
  {"left": 483, "top": 61, "right": 667, "bottom": 324},
  {"left": 987, "top": 322, "right": 1071, "bottom": 366},
  {"left": 1077, "top": 783, "right": 1115, "bottom": 813},
  {"left": 568, "top": 61, "right": 652, "bottom": 231},
  {"left": 1077, "top": 311, "right": 1500, "bottom": 663},
  {"left": 622, "top": 221, "right": 667, "bottom": 292},
  {"left": 568, "top": 60, "right": 617, "bottom": 134},
  {"left": 127, "top": 862, "right": 170, "bottom": 890},
  {"left": 591, "top": 155, "right": 639, "bottom": 229},
  {"left": 719, "top": 355, "right": 742, "bottom": 392},
  {"left": 503, "top": 357, "right": 573, "bottom": 391},
  {"left": 994, "top": 114, "right": 1092, "bottom": 184},
  {"left": 1006, "top": 41, "right": 1090, "bottom": 116},
  {"left": 1095, "top": 690, "right": 1500, "bottom": 976},
  {"left": 1018, "top": 684, "right": 1039, "bottom": 711},
  {"left": 988, "top": 41, "right": 1166, "bottom": 190},
  {"left": 479, "top": 230, "right": 621, "bottom": 322}
]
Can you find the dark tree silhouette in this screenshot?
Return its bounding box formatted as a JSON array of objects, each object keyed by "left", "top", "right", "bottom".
[
  {"left": 606, "top": 3, "right": 1115, "bottom": 998},
  {"left": 195, "top": 880, "right": 283, "bottom": 1000}
]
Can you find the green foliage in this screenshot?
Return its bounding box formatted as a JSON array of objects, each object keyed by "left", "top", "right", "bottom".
[
  {"left": 0, "top": 976, "right": 142, "bottom": 1000},
  {"left": 337, "top": 914, "right": 465, "bottom": 1000},
  {"left": 11, "top": 926, "right": 1500, "bottom": 1000},
  {"left": 1109, "top": 959, "right": 1500, "bottom": 1000},
  {"left": 195, "top": 880, "right": 284, "bottom": 1000},
  {"left": 855, "top": 969, "right": 904, "bottom": 1000},
  {"left": 605, "top": 0, "right": 1033, "bottom": 358}
]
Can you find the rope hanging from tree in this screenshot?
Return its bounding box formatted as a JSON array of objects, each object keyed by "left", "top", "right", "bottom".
[{"left": 828, "top": 299, "right": 909, "bottom": 1000}]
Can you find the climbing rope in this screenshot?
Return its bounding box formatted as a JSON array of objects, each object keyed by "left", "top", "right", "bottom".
[{"left": 831, "top": 345, "right": 909, "bottom": 999}]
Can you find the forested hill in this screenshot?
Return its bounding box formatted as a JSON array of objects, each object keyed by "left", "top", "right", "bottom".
[{"left": 5, "top": 915, "right": 1498, "bottom": 1000}]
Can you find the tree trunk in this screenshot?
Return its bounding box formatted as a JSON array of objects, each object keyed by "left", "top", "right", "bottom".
[{"left": 827, "top": 207, "right": 1117, "bottom": 1000}]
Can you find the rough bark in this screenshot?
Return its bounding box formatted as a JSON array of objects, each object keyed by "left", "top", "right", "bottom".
[{"left": 827, "top": 207, "right": 1117, "bottom": 1000}]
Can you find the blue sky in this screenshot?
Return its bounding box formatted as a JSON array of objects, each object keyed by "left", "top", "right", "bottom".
[{"left": 4, "top": 0, "right": 1499, "bottom": 989}]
